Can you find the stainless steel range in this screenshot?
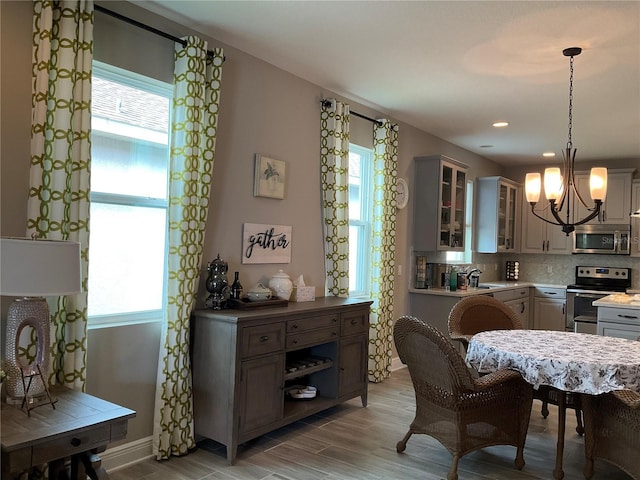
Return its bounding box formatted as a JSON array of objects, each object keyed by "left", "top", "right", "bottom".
[{"left": 566, "top": 266, "right": 631, "bottom": 334}]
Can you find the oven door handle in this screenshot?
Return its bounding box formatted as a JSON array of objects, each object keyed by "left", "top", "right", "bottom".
[{"left": 574, "top": 293, "right": 606, "bottom": 299}]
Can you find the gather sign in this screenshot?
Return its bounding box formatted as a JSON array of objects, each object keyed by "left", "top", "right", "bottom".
[{"left": 242, "top": 223, "right": 292, "bottom": 264}]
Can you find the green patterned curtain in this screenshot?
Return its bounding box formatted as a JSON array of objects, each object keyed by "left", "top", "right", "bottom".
[
  {"left": 320, "top": 99, "right": 350, "bottom": 297},
  {"left": 27, "top": 0, "right": 93, "bottom": 391},
  {"left": 153, "top": 37, "right": 224, "bottom": 460},
  {"left": 368, "top": 121, "right": 399, "bottom": 382}
]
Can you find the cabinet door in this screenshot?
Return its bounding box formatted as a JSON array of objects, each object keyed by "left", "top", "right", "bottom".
[
  {"left": 533, "top": 298, "right": 565, "bottom": 331},
  {"left": 573, "top": 172, "right": 632, "bottom": 224},
  {"left": 238, "top": 354, "right": 284, "bottom": 436},
  {"left": 505, "top": 298, "right": 529, "bottom": 329},
  {"left": 521, "top": 193, "right": 571, "bottom": 254},
  {"left": 339, "top": 335, "right": 367, "bottom": 399},
  {"left": 439, "top": 161, "right": 466, "bottom": 251},
  {"left": 632, "top": 180, "right": 640, "bottom": 257}
]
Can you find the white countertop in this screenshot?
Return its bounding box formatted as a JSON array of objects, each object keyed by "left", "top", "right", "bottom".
[
  {"left": 593, "top": 294, "right": 640, "bottom": 310},
  {"left": 409, "top": 281, "right": 552, "bottom": 297}
]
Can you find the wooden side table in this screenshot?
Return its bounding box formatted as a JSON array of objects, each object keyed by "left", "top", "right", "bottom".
[{"left": 1, "top": 387, "right": 136, "bottom": 480}]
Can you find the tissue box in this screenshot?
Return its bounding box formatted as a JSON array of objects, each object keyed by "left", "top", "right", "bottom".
[{"left": 292, "top": 286, "right": 315, "bottom": 302}]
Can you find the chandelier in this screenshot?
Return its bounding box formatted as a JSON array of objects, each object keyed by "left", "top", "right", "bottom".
[{"left": 524, "top": 47, "right": 608, "bottom": 236}]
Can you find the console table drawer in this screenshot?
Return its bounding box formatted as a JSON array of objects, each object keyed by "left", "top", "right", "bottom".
[
  {"left": 341, "top": 310, "right": 369, "bottom": 336},
  {"left": 32, "top": 424, "right": 111, "bottom": 465},
  {"left": 286, "top": 327, "right": 339, "bottom": 349},
  {"left": 241, "top": 323, "right": 285, "bottom": 358},
  {"left": 287, "top": 313, "right": 339, "bottom": 333}
]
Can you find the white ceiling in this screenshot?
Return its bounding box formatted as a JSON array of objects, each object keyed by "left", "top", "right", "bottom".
[{"left": 136, "top": 0, "right": 640, "bottom": 166}]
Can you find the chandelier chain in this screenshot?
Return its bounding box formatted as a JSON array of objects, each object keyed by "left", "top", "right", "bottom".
[{"left": 567, "top": 55, "right": 574, "bottom": 149}]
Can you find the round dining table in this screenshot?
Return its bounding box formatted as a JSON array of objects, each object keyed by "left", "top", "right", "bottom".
[{"left": 465, "top": 329, "right": 640, "bottom": 480}]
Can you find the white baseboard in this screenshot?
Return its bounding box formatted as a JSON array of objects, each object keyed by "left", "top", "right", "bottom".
[
  {"left": 391, "top": 356, "right": 405, "bottom": 372},
  {"left": 102, "top": 436, "right": 154, "bottom": 473}
]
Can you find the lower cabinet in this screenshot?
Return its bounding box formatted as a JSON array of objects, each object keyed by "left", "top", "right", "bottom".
[
  {"left": 492, "top": 287, "right": 530, "bottom": 329},
  {"left": 597, "top": 306, "right": 640, "bottom": 339},
  {"left": 192, "top": 297, "right": 371, "bottom": 464},
  {"left": 533, "top": 287, "right": 566, "bottom": 331}
]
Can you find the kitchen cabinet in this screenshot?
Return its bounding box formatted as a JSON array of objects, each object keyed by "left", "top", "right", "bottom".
[
  {"left": 597, "top": 305, "right": 640, "bottom": 339},
  {"left": 631, "top": 179, "right": 640, "bottom": 257},
  {"left": 475, "top": 176, "right": 520, "bottom": 253},
  {"left": 520, "top": 183, "right": 572, "bottom": 254},
  {"left": 533, "top": 286, "right": 566, "bottom": 331},
  {"left": 493, "top": 287, "right": 530, "bottom": 329},
  {"left": 572, "top": 169, "right": 634, "bottom": 225},
  {"left": 413, "top": 155, "right": 468, "bottom": 252},
  {"left": 191, "top": 298, "right": 371, "bottom": 464}
]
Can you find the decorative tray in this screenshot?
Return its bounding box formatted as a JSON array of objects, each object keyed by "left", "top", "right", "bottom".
[{"left": 227, "top": 298, "right": 289, "bottom": 310}]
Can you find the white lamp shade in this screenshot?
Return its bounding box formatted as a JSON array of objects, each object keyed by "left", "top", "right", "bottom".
[
  {"left": 544, "top": 167, "right": 563, "bottom": 201},
  {"left": 525, "top": 173, "right": 541, "bottom": 203},
  {"left": 589, "top": 167, "right": 608, "bottom": 201},
  {"left": 0, "top": 237, "right": 82, "bottom": 297}
]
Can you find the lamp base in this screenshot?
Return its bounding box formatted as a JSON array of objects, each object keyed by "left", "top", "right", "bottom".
[{"left": 4, "top": 297, "right": 51, "bottom": 400}]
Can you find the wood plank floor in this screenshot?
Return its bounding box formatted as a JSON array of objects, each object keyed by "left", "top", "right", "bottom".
[{"left": 110, "top": 367, "right": 631, "bottom": 480}]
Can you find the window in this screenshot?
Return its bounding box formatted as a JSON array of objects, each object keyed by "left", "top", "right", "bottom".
[
  {"left": 348, "top": 144, "right": 373, "bottom": 297},
  {"left": 446, "top": 180, "right": 474, "bottom": 264},
  {"left": 88, "top": 62, "right": 171, "bottom": 326}
]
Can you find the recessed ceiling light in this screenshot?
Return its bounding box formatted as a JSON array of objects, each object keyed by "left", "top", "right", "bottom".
[
  {"left": 543, "top": 152, "right": 556, "bottom": 157},
  {"left": 492, "top": 122, "right": 509, "bottom": 127}
]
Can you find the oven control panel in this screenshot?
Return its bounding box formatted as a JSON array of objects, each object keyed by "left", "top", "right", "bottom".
[{"left": 576, "top": 266, "right": 630, "bottom": 280}]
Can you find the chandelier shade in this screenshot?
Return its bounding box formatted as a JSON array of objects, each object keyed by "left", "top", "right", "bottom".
[{"left": 524, "top": 47, "right": 607, "bottom": 236}]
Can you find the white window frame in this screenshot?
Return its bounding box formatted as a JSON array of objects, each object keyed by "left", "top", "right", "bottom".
[
  {"left": 88, "top": 62, "right": 171, "bottom": 328},
  {"left": 348, "top": 143, "right": 374, "bottom": 298}
]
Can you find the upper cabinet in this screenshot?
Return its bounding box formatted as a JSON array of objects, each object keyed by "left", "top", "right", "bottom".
[
  {"left": 520, "top": 176, "right": 572, "bottom": 254},
  {"left": 413, "top": 155, "right": 468, "bottom": 252},
  {"left": 572, "top": 169, "right": 634, "bottom": 225},
  {"left": 475, "top": 176, "right": 520, "bottom": 253},
  {"left": 632, "top": 179, "right": 640, "bottom": 257}
]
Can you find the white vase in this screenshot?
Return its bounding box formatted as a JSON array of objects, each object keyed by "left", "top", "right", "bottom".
[{"left": 269, "top": 270, "right": 293, "bottom": 300}]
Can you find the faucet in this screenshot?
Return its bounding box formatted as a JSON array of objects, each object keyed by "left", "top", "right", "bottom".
[{"left": 466, "top": 268, "right": 482, "bottom": 288}]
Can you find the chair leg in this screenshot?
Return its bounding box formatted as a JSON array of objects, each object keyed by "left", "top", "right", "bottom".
[
  {"left": 575, "top": 408, "right": 584, "bottom": 436},
  {"left": 514, "top": 445, "right": 525, "bottom": 470},
  {"left": 541, "top": 399, "right": 549, "bottom": 418},
  {"left": 447, "top": 454, "right": 460, "bottom": 480},
  {"left": 396, "top": 430, "right": 413, "bottom": 453}
]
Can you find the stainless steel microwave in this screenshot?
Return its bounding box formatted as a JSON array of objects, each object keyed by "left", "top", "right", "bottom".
[{"left": 573, "top": 224, "right": 630, "bottom": 255}]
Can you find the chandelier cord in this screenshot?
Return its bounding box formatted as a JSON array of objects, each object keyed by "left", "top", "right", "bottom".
[{"left": 567, "top": 55, "right": 575, "bottom": 150}]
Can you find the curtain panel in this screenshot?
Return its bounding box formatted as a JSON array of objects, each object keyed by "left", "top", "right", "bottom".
[
  {"left": 153, "top": 37, "right": 224, "bottom": 460},
  {"left": 368, "top": 121, "right": 399, "bottom": 382},
  {"left": 27, "top": 0, "right": 93, "bottom": 391},
  {"left": 320, "top": 99, "right": 350, "bottom": 297}
]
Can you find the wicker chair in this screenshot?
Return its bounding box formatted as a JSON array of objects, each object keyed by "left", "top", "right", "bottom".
[
  {"left": 447, "top": 295, "right": 523, "bottom": 350},
  {"left": 448, "top": 295, "right": 584, "bottom": 435},
  {"left": 393, "top": 315, "right": 533, "bottom": 480},
  {"left": 582, "top": 389, "right": 640, "bottom": 480}
]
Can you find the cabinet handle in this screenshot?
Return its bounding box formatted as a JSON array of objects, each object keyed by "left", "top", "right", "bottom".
[
  {"left": 618, "top": 314, "right": 638, "bottom": 319},
  {"left": 544, "top": 292, "right": 557, "bottom": 295},
  {"left": 520, "top": 302, "right": 525, "bottom": 314},
  {"left": 259, "top": 335, "right": 269, "bottom": 343},
  {"left": 350, "top": 319, "right": 359, "bottom": 325},
  {"left": 546, "top": 240, "right": 550, "bottom": 251},
  {"left": 332, "top": 332, "right": 337, "bottom": 337},
  {"left": 291, "top": 324, "right": 298, "bottom": 329},
  {"left": 332, "top": 317, "right": 338, "bottom": 323},
  {"left": 71, "top": 438, "right": 82, "bottom": 447}
]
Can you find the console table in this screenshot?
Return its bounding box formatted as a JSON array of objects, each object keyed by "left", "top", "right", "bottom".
[
  {"left": 191, "top": 297, "right": 372, "bottom": 464},
  {"left": 1, "top": 387, "right": 136, "bottom": 480}
]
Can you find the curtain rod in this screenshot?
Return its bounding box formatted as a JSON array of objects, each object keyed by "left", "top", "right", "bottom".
[
  {"left": 321, "top": 99, "right": 392, "bottom": 127},
  {"left": 94, "top": 4, "right": 220, "bottom": 60}
]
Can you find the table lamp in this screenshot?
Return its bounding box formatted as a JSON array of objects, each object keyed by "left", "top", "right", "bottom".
[{"left": 1, "top": 237, "right": 81, "bottom": 409}]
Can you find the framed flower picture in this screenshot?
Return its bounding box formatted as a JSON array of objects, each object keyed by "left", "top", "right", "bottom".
[{"left": 254, "top": 154, "right": 286, "bottom": 199}]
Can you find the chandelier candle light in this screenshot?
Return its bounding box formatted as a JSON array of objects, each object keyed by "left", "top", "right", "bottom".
[{"left": 524, "top": 47, "right": 607, "bottom": 235}]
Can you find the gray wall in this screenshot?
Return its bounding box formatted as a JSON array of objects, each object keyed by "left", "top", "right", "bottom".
[{"left": 10, "top": 0, "right": 629, "bottom": 449}]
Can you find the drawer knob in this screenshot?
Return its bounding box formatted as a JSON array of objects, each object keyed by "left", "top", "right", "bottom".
[
  {"left": 350, "top": 319, "right": 359, "bottom": 325},
  {"left": 71, "top": 437, "right": 82, "bottom": 447},
  {"left": 259, "top": 335, "right": 269, "bottom": 343},
  {"left": 292, "top": 324, "right": 298, "bottom": 329}
]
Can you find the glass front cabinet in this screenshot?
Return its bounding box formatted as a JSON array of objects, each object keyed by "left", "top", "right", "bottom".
[
  {"left": 413, "top": 155, "right": 468, "bottom": 252},
  {"left": 475, "top": 176, "right": 521, "bottom": 253}
]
